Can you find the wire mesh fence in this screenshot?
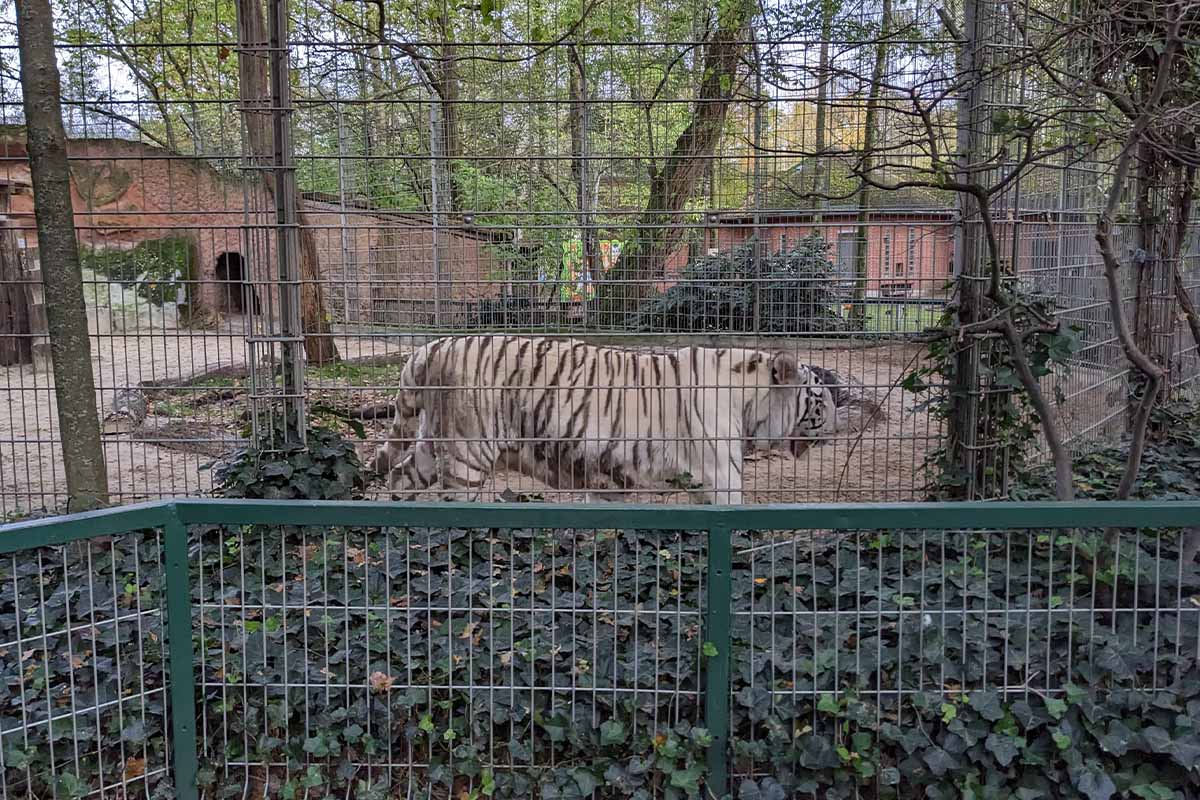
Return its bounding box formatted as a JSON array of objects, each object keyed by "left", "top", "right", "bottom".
[
  {"left": 0, "top": 0, "right": 1198, "bottom": 512},
  {"left": 0, "top": 500, "right": 1197, "bottom": 799}
]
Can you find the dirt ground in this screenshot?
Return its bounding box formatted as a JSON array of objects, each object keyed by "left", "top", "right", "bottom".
[
  {"left": 0, "top": 316, "right": 408, "bottom": 515},
  {"left": 0, "top": 323, "right": 934, "bottom": 515}
]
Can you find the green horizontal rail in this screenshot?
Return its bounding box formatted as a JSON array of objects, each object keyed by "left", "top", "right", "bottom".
[
  {"left": 1, "top": 497, "right": 1198, "bottom": 800},
  {"left": 3, "top": 500, "right": 1198, "bottom": 553},
  {"left": 173, "top": 497, "right": 1200, "bottom": 531}
]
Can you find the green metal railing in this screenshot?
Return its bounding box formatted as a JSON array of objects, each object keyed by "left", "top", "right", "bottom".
[{"left": 0, "top": 499, "right": 1197, "bottom": 799}]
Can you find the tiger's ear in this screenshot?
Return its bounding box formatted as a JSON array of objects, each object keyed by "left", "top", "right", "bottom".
[{"left": 771, "top": 352, "right": 799, "bottom": 385}]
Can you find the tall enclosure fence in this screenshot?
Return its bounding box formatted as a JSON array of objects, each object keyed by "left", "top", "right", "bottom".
[
  {"left": 0, "top": 500, "right": 1197, "bottom": 799},
  {"left": 0, "top": 0, "right": 1199, "bottom": 512}
]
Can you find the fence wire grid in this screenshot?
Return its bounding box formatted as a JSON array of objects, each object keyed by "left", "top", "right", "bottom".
[
  {"left": 0, "top": 500, "right": 1197, "bottom": 799},
  {"left": 0, "top": 0, "right": 1197, "bottom": 512}
]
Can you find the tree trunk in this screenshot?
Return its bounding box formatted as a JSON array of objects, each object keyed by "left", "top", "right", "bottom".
[
  {"left": 1170, "top": 164, "right": 1200, "bottom": 351},
  {"left": 16, "top": 0, "right": 110, "bottom": 511},
  {"left": 432, "top": 8, "right": 462, "bottom": 213},
  {"left": 597, "top": 1, "right": 754, "bottom": 317},
  {"left": 568, "top": 46, "right": 598, "bottom": 312},
  {"left": 237, "top": 0, "right": 339, "bottom": 363},
  {"left": 1132, "top": 142, "right": 1160, "bottom": 362},
  {"left": 810, "top": 2, "right": 834, "bottom": 211},
  {"left": 851, "top": 0, "right": 892, "bottom": 325}
]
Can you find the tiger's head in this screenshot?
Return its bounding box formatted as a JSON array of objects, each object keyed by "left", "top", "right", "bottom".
[{"left": 745, "top": 353, "right": 841, "bottom": 456}]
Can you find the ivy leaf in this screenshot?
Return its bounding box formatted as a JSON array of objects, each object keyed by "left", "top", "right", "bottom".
[
  {"left": 799, "top": 737, "right": 840, "bottom": 769},
  {"left": 1052, "top": 730, "right": 1072, "bottom": 750},
  {"left": 572, "top": 767, "right": 601, "bottom": 796},
  {"left": 121, "top": 720, "right": 147, "bottom": 744},
  {"left": 599, "top": 720, "right": 625, "bottom": 746},
  {"left": 669, "top": 764, "right": 703, "bottom": 793},
  {"left": 985, "top": 733, "right": 1022, "bottom": 767},
  {"left": 1045, "top": 698, "right": 1068, "bottom": 720},
  {"left": 922, "top": 747, "right": 960, "bottom": 776},
  {"left": 1072, "top": 765, "right": 1116, "bottom": 800},
  {"left": 969, "top": 691, "right": 1004, "bottom": 722},
  {"left": 1098, "top": 720, "right": 1132, "bottom": 756},
  {"left": 702, "top": 642, "right": 719, "bottom": 658},
  {"left": 816, "top": 694, "right": 840, "bottom": 714},
  {"left": 1131, "top": 783, "right": 1177, "bottom": 800},
  {"left": 303, "top": 736, "right": 330, "bottom": 758}
]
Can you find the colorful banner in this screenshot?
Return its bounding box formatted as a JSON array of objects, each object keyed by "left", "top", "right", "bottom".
[{"left": 549, "top": 239, "right": 621, "bottom": 302}]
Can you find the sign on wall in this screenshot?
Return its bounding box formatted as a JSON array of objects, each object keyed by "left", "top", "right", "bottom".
[{"left": 545, "top": 239, "right": 622, "bottom": 302}]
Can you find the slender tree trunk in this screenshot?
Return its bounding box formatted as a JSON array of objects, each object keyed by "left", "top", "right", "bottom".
[
  {"left": 569, "top": 46, "right": 598, "bottom": 311},
  {"left": 597, "top": 0, "right": 754, "bottom": 316},
  {"left": 16, "top": 0, "right": 110, "bottom": 510},
  {"left": 810, "top": 1, "right": 833, "bottom": 211},
  {"left": 236, "top": 0, "right": 339, "bottom": 363},
  {"left": 851, "top": 0, "right": 892, "bottom": 325},
  {"left": 1170, "top": 164, "right": 1200, "bottom": 350},
  {"left": 434, "top": 9, "right": 462, "bottom": 213},
  {"left": 1132, "top": 142, "right": 1161, "bottom": 363}
]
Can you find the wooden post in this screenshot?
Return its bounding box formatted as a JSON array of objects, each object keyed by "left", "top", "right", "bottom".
[
  {"left": 0, "top": 182, "right": 33, "bottom": 366},
  {"left": 23, "top": 252, "right": 51, "bottom": 374}
]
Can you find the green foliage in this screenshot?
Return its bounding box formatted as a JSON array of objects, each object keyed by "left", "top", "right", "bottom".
[
  {"left": 633, "top": 235, "right": 847, "bottom": 333},
  {"left": 212, "top": 417, "right": 364, "bottom": 500},
  {"left": 730, "top": 520, "right": 1200, "bottom": 800},
  {"left": 1012, "top": 397, "right": 1200, "bottom": 501},
  {"left": 80, "top": 237, "right": 195, "bottom": 307},
  {"left": 901, "top": 295, "right": 1083, "bottom": 497},
  {"left": 2, "top": 508, "right": 1196, "bottom": 799}
]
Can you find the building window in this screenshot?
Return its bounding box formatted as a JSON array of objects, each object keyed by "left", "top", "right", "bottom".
[
  {"left": 882, "top": 235, "right": 892, "bottom": 275},
  {"left": 907, "top": 228, "right": 917, "bottom": 275},
  {"left": 836, "top": 232, "right": 857, "bottom": 282}
]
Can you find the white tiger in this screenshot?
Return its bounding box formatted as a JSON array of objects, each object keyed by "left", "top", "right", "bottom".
[{"left": 370, "top": 335, "right": 849, "bottom": 504}]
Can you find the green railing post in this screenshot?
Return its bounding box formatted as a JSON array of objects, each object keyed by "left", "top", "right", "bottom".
[
  {"left": 163, "top": 506, "right": 200, "bottom": 800},
  {"left": 704, "top": 521, "right": 732, "bottom": 800}
]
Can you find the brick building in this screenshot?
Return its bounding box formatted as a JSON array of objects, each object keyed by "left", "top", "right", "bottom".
[{"left": 0, "top": 137, "right": 505, "bottom": 325}]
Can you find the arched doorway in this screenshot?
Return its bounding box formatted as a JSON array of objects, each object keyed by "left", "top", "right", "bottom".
[{"left": 214, "top": 252, "right": 259, "bottom": 314}]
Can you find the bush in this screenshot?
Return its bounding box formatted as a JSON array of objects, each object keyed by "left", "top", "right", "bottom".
[
  {"left": 81, "top": 237, "right": 195, "bottom": 307},
  {"left": 212, "top": 418, "right": 365, "bottom": 500},
  {"left": 2, "top": 516, "right": 1194, "bottom": 800},
  {"left": 633, "top": 235, "right": 846, "bottom": 333}
]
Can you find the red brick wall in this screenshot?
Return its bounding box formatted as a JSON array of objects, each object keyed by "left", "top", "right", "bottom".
[
  {"left": 0, "top": 138, "right": 504, "bottom": 323},
  {"left": 668, "top": 214, "right": 955, "bottom": 297}
]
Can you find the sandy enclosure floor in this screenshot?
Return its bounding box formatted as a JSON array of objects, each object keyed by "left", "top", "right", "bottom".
[
  {"left": 0, "top": 316, "right": 408, "bottom": 515},
  {"left": 0, "top": 323, "right": 935, "bottom": 515}
]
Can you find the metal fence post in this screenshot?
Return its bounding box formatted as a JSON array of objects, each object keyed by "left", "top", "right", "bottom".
[
  {"left": 163, "top": 506, "right": 200, "bottom": 800},
  {"left": 704, "top": 522, "right": 732, "bottom": 799}
]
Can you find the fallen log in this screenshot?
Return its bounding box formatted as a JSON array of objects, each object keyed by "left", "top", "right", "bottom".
[
  {"left": 351, "top": 401, "right": 396, "bottom": 420},
  {"left": 114, "top": 414, "right": 242, "bottom": 457},
  {"left": 102, "top": 388, "right": 148, "bottom": 435}
]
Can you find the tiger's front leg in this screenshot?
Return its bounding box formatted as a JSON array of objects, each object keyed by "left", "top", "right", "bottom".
[
  {"left": 690, "top": 441, "right": 745, "bottom": 505},
  {"left": 388, "top": 436, "right": 500, "bottom": 501},
  {"left": 386, "top": 439, "right": 441, "bottom": 500}
]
